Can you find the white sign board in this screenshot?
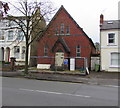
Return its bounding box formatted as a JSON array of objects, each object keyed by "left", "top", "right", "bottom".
[
  {"left": 55, "top": 52, "right": 64, "bottom": 67},
  {"left": 70, "top": 58, "right": 75, "bottom": 71}
]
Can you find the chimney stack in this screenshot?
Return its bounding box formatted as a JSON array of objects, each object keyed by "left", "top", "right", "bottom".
[{"left": 100, "top": 14, "right": 104, "bottom": 26}]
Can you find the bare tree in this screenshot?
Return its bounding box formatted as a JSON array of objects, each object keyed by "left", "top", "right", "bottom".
[
  {"left": 0, "top": 1, "right": 9, "bottom": 18},
  {"left": 6, "top": 0, "right": 55, "bottom": 75}
]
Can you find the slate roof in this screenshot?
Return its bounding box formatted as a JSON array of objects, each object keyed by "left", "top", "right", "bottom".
[{"left": 100, "top": 20, "right": 120, "bottom": 30}]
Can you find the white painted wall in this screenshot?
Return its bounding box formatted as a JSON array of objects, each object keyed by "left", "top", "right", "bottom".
[
  {"left": 0, "top": 19, "right": 31, "bottom": 65},
  {"left": 100, "top": 29, "right": 120, "bottom": 72}
]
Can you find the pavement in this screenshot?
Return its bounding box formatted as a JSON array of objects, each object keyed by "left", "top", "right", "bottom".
[{"left": 0, "top": 70, "right": 119, "bottom": 86}]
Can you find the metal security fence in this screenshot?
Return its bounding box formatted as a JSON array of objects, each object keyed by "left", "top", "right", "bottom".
[{"left": 31, "top": 56, "right": 89, "bottom": 74}]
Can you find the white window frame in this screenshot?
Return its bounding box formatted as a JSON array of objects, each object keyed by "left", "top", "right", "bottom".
[
  {"left": 8, "top": 21, "right": 15, "bottom": 27},
  {"left": 17, "top": 30, "right": 24, "bottom": 41},
  {"left": 0, "top": 30, "right": 5, "bottom": 41},
  {"left": 110, "top": 52, "right": 120, "bottom": 68},
  {"left": 107, "top": 33, "right": 115, "bottom": 45},
  {"left": 14, "top": 46, "right": 20, "bottom": 59},
  {"left": 0, "top": 20, "right": 7, "bottom": 27},
  {"left": 8, "top": 30, "right": 14, "bottom": 41}
]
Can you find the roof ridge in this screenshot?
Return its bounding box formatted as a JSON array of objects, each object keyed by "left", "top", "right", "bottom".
[{"left": 104, "top": 20, "right": 120, "bottom": 22}]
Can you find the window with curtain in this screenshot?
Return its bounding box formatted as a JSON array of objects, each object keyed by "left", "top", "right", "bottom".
[{"left": 111, "top": 53, "right": 120, "bottom": 66}]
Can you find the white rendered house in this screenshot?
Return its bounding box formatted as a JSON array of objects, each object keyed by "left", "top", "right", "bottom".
[
  {"left": 0, "top": 9, "right": 46, "bottom": 66},
  {"left": 0, "top": 17, "right": 30, "bottom": 65},
  {"left": 100, "top": 14, "right": 120, "bottom": 72}
]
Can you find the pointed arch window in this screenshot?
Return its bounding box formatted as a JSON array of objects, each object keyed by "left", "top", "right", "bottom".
[
  {"left": 44, "top": 45, "right": 48, "bottom": 56},
  {"left": 57, "top": 49, "right": 63, "bottom": 52},
  {"left": 60, "top": 23, "right": 64, "bottom": 34},
  {"left": 66, "top": 25, "right": 70, "bottom": 35},
  {"left": 76, "top": 45, "right": 81, "bottom": 57},
  {"left": 55, "top": 25, "right": 59, "bottom": 35}
]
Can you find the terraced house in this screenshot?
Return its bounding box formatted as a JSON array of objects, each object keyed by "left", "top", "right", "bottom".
[
  {"left": 0, "top": 8, "right": 46, "bottom": 65},
  {"left": 0, "top": 17, "right": 27, "bottom": 65},
  {"left": 100, "top": 14, "right": 120, "bottom": 72}
]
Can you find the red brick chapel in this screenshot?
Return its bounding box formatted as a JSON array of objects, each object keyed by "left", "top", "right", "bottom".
[{"left": 37, "top": 5, "right": 96, "bottom": 71}]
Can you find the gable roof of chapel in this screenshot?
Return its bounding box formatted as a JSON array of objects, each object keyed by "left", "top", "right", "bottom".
[{"left": 38, "top": 5, "right": 95, "bottom": 49}]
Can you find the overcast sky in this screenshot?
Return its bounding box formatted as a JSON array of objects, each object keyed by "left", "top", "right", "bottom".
[
  {"left": 51, "top": 0, "right": 119, "bottom": 43},
  {"left": 4, "top": 0, "right": 119, "bottom": 43}
]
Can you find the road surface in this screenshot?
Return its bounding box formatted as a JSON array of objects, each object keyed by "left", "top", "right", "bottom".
[{"left": 2, "top": 77, "right": 118, "bottom": 106}]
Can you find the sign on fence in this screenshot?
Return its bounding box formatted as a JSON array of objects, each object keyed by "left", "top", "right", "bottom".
[
  {"left": 70, "top": 58, "right": 75, "bottom": 71},
  {"left": 64, "top": 59, "right": 68, "bottom": 65}
]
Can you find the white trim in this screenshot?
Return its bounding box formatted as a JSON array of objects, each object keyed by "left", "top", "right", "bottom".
[
  {"left": 101, "top": 46, "right": 119, "bottom": 49},
  {"left": 0, "top": 40, "right": 5, "bottom": 42},
  {"left": 109, "top": 52, "right": 120, "bottom": 68},
  {"left": 109, "top": 66, "right": 120, "bottom": 68},
  {"left": 107, "top": 32, "right": 116, "bottom": 46}
]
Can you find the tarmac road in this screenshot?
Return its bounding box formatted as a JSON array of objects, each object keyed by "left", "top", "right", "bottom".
[{"left": 2, "top": 77, "right": 119, "bottom": 106}]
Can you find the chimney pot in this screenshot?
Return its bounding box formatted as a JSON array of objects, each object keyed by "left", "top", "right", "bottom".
[{"left": 100, "top": 14, "right": 104, "bottom": 26}]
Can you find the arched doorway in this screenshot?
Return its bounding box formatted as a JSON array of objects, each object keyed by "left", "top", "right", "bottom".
[
  {"left": 1, "top": 47, "right": 4, "bottom": 61},
  {"left": 5, "top": 47, "right": 10, "bottom": 62},
  {"left": 0, "top": 47, "right": 4, "bottom": 61}
]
